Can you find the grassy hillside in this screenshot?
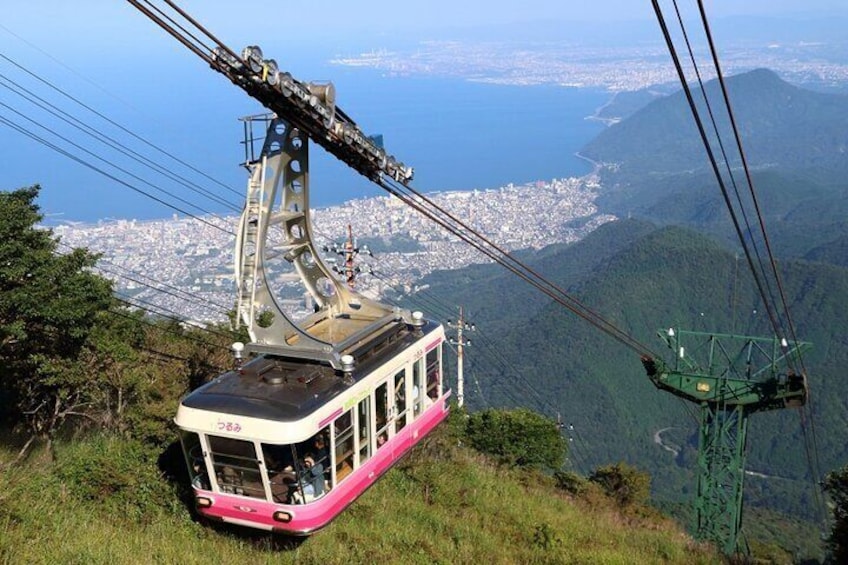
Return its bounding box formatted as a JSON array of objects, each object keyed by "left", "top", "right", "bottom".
[{"left": 0, "top": 423, "right": 719, "bottom": 565}]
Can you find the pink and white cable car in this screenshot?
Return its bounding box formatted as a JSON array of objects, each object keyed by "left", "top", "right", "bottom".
[
  {"left": 174, "top": 113, "right": 450, "bottom": 534},
  {"left": 176, "top": 319, "right": 448, "bottom": 534}
]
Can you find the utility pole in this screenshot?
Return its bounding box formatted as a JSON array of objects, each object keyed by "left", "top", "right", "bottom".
[
  {"left": 448, "top": 306, "right": 475, "bottom": 408},
  {"left": 323, "top": 224, "right": 371, "bottom": 288}
]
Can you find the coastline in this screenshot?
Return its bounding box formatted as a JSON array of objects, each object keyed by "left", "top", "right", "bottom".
[{"left": 585, "top": 91, "right": 621, "bottom": 127}]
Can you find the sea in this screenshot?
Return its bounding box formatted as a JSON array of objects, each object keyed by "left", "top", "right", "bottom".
[
  {"left": 302, "top": 65, "right": 611, "bottom": 205},
  {"left": 6, "top": 48, "right": 610, "bottom": 223}
]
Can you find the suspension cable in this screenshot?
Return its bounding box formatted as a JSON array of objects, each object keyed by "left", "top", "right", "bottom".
[
  {"left": 655, "top": 0, "right": 827, "bottom": 531},
  {"left": 0, "top": 111, "right": 232, "bottom": 235},
  {"left": 650, "top": 0, "right": 789, "bottom": 363},
  {"left": 0, "top": 52, "right": 242, "bottom": 198}
]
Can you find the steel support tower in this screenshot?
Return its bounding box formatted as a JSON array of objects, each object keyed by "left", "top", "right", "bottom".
[{"left": 641, "top": 329, "right": 810, "bottom": 555}]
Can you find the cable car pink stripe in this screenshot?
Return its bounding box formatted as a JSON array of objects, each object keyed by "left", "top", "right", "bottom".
[
  {"left": 318, "top": 407, "right": 343, "bottom": 429},
  {"left": 425, "top": 337, "right": 441, "bottom": 352},
  {"left": 196, "top": 395, "right": 449, "bottom": 534}
]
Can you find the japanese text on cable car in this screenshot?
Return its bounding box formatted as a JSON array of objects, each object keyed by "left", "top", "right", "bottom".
[{"left": 216, "top": 420, "right": 242, "bottom": 433}]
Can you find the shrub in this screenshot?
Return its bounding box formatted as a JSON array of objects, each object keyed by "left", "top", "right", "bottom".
[
  {"left": 588, "top": 462, "right": 651, "bottom": 507},
  {"left": 465, "top": 408, "right": 567, "bottom": 470},
  {"left": 532, "top": 522, "right": 562, "bottom": 551},
  {"left": 53, "top": 435, "right": 184, "bottom": 523},
  {"left": 554, "top": 470, "right": 590, "bottom": 496}
]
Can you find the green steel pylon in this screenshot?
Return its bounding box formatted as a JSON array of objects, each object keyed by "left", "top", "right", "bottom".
[{"left": 641, "top": 328, "right": 810, "bottom": 556}]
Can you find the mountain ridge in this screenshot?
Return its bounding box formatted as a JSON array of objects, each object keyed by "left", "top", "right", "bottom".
[{"left": 582, "top": 68, "right": 848, "bottom": 181}]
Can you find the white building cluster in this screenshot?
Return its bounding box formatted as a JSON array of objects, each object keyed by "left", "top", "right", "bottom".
[{"left": 54, "top": 175, "right": 616, "bottom": 325}]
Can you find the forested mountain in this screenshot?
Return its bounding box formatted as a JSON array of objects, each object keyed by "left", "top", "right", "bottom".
[
  {"left": 409, "top": 218, "right": 848, "bottom": 546},
  {"left": 581, "top": 69, "right": 848, "bottom": 267},
  {"left": 583, "top": 68, "right": 848, "bottom": 181}
]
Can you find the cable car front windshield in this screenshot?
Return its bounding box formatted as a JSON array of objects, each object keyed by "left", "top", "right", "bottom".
[{"left": 180, "top": 427, "right": 331, "bottom": 505}]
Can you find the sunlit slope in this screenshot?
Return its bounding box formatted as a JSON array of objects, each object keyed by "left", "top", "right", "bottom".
[{"left": 0, "top": 432, "right": 719, "bottom": 565}]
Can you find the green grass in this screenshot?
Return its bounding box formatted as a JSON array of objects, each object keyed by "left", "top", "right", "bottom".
[{"left": 0, "top": 433, "right": 719, "bottom": 565}]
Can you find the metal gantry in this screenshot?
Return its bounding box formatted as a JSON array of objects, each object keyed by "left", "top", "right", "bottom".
[
  {"left": 642, "top": 329, "right": 810, "bottom": 555},
  {"left": 232, "top": 114, "right": 416, "bottom": 370}
]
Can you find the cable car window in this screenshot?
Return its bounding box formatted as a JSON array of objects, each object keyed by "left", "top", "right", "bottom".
[
  {"left": 262, "top": 442, "right": 297, "bottom": 503},
  {"left": 394, "top": 369, "right": 407, "bottom": 433},
  {"left": 207, "top": 435, "right": 264, "bottom": 499},
  {"left": 357, "top": 396, "right": 371, "bottom": 465},
  {"left": 426, "top": 346, "right": 441, "bottom": 401},
  {"left": 412, "top": 358, "right": 423, "bottom": 418},
  {"left": 179, "top": 430, "right": 209, "bottom": 490},
  {"left": 376, "top": 381, "right": 390, "bottom": 447},
  {"left": 310, "top": 428, "right": 330, "bottom": 477},
  {"left": 334, "top": 409, "right": 354, "bottom": 483}
]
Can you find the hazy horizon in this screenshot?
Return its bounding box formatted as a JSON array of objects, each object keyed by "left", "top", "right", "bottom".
[{"left": 2, "top": 3, "right": 847, "bottom": 222}]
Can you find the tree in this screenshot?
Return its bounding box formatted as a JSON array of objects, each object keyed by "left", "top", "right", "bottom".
[
  {"left": 824, "top": 464, "right": 848, "bottom": 563},
  {"left": 465, "top": 408, "right": 567, "bottom": 470},
  {"left": 0, "top": 186, "right": 113, "bottom": 456}
]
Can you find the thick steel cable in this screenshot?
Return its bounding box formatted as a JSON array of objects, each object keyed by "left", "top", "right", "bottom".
[
  {"left": 694, "top": 0, "right": 825, "bottom": 529},
  {"left": 0, "top": 112, "right": 230, "bottom": 234},
  {"left": 695, "top": 4, "right": 824, "bottom": 521},
  {"left": 0, "top": 101, "right": 229, "bottom": 223},
  {"left": 379, "top": 175, "right": 656, "bottom": 357},
  {"left": 650, "top": 0, "right": 787, "bottom": 365},
  {"left": 668, "top": 1, "right": 790, "bottom": 353},
  {"left": 695, "top": 1, "right": 806, "bottom": 371},
  {"left": 0, "top": 52, "right": 241, "bottom": 198},
  {"left": 0, "top": 68, "right": 240, "bottom": 212},
  {"left": 658, "top": 0, "right": 827, "bottom": 535}
]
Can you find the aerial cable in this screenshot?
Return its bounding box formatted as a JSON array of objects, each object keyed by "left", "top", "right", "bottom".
[
  {"left": 141, "top": 0, "right": 221, "bottom": 57},
  {"left": 473, "top": 330, "right": 553, "bottom": 417},
  {"left": 380, "top": 176, "right": 654, "bottom": 355},
  {"left": 54, "top": 241, "right": 234, "bottom": 316},
  {"left": 109, "top": 301, "right": 232, "bottom": 356},
  {"left": 650, "top": 0, "right": 790, "bottom": 370},
  {"left": 97, "top": 259, "right": 234, "bottom": 313},
  {"left": 116, "top": 292, "right": 229, "bottom": 337},
  {"left": 689, "top": 4, "right": 824, "bottom": 519},
  {"left": 128, "top": 0, "right": 229, "bottom": 70},
  {"left": 658, "top": 0, "right": 827, "bottom": 532},
  {"left": 113, "top": 297, "right": 233, "bottom": 348},
  {"left": 377, "top": 175, "right": 656, "bottom": 358},
  {"left": 0, "top": 99, "right": 230, "bottom": 221},
  {"left": 0, "top": 112, "right": 232, "bottom": 235},
  {"left": 126, "top": 0, "right": 658, "bottom": 358},
  {"left": 364, "top": 255, "right": 458, "bottom": 322},
  {"left": 0, "top": 69, "right": 240, "bottom": 212},
  {"left": 465, "top": 357, "right": 489, "bottom": 410},
  {"left": 667, "top": 0, "right": 788, "bottom": 348},
  {"left": 0, "top": 52, "right": 242, "bottom": 198},
  {"left": 107, "top": 271, "right": 231, "bottom": 323},
  {"left": 695, "top": 0, "right": 805, "bottom": 371}
]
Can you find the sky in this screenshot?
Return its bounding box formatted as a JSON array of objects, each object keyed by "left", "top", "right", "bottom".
[{"left": 1, "top": 1, "right": 847, "bottom": 222}]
